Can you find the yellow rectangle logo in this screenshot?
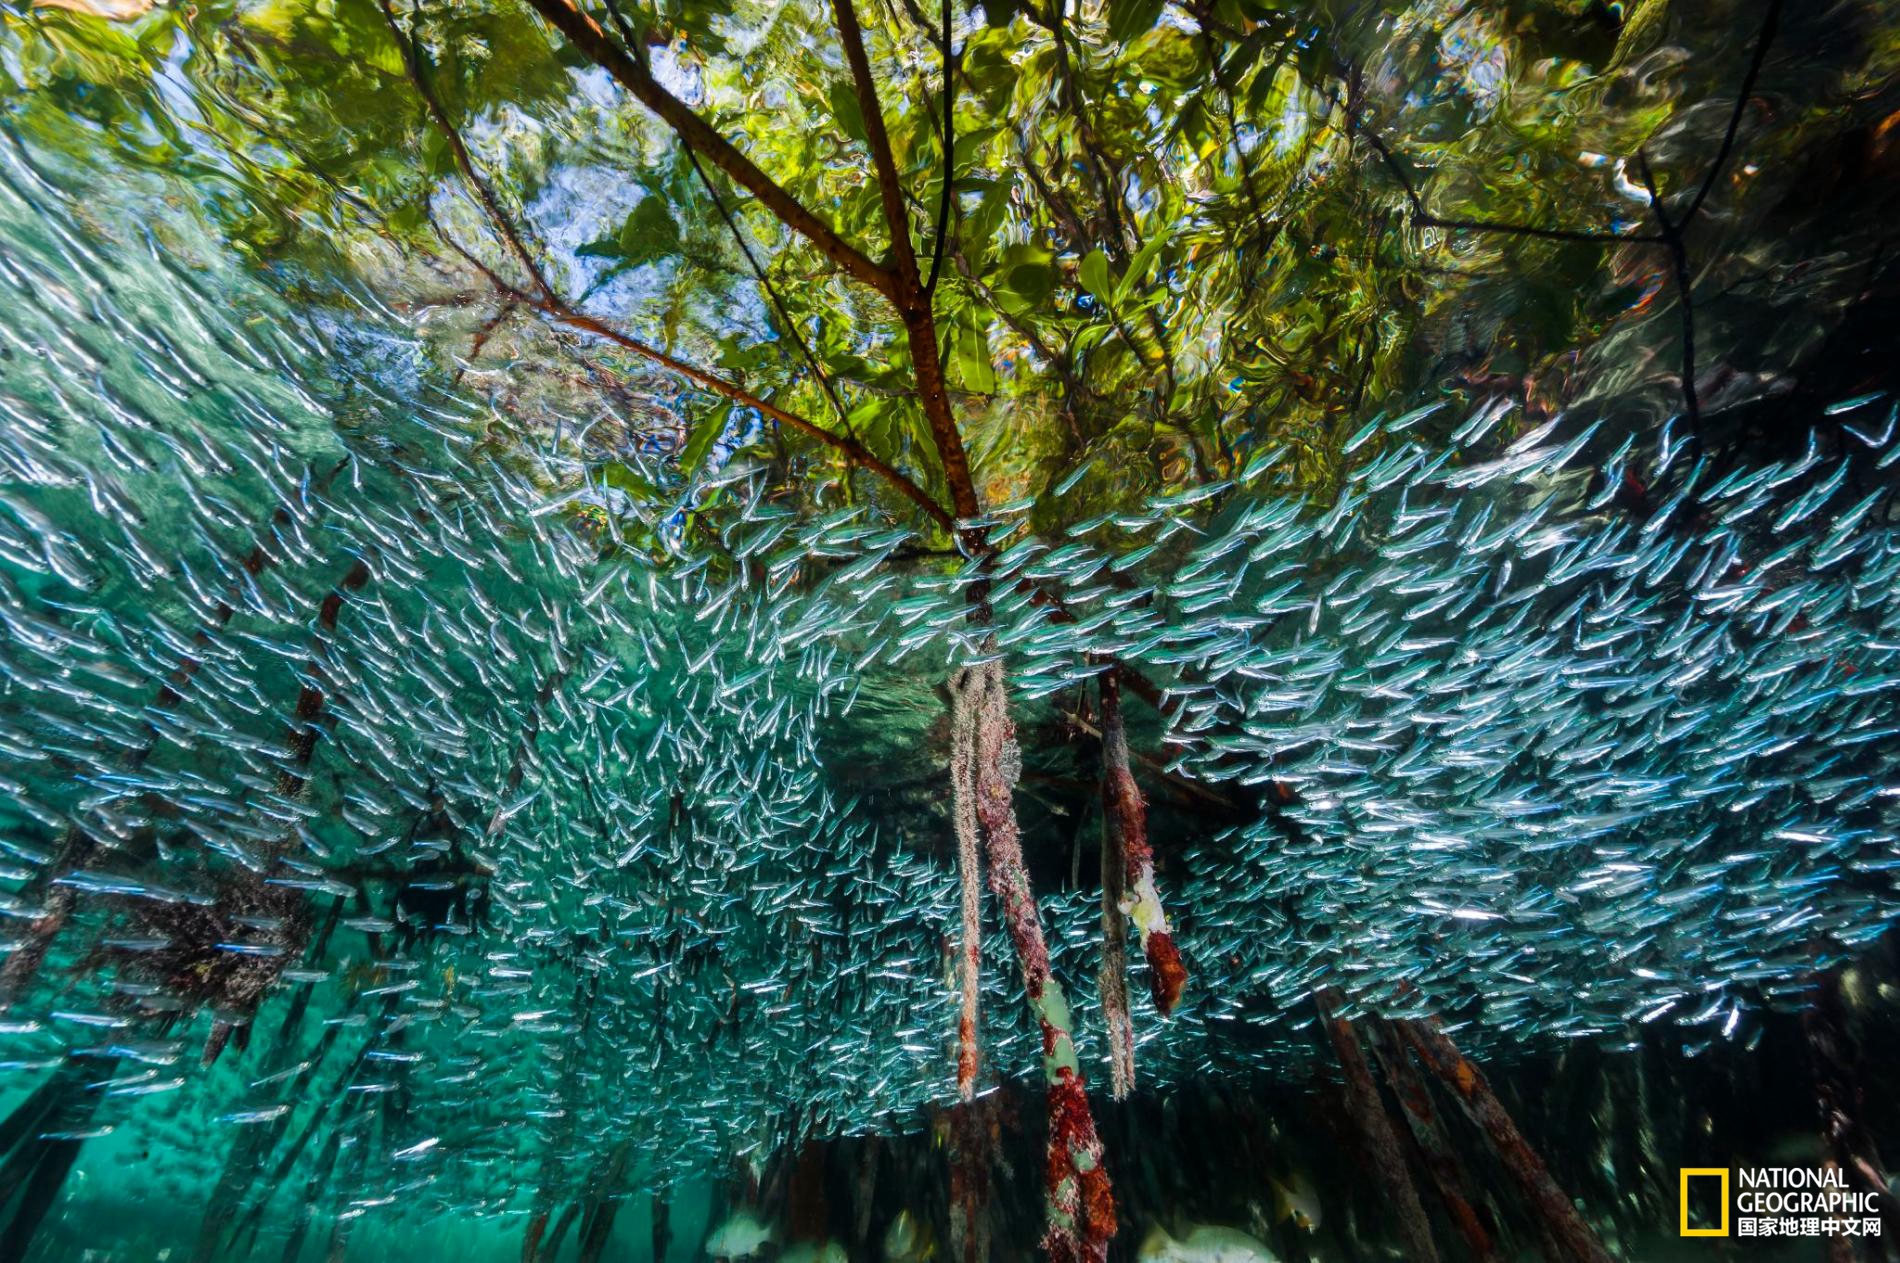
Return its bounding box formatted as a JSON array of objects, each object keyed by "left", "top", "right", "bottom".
[{"left": 1681, "top": 1168, "right": 1730, "bottom": 1237}]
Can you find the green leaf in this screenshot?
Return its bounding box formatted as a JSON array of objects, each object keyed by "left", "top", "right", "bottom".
[
  {"left": 384, "top": 200, "right": 427, "bottom": 235},
  {"left": 619, "top": 196, "right": 678, "bottom": 265},
  {"left": 1295, "top": 39, "right": 1333, "bottom": 87},
  {"left": 1079, "top": 247, "right": 1113, "bottom": 305},
  {"left": 1115, "top": 224, "right": 1176, "bottom": 304},
  {"left": 957, "top": 325, "right": 996, "bottom": 394},
  {"left": 418, "top": 125, "right": 455, "bottom": 180},
  {"left": 996, "top": 267, "right": 1045, "bottom": 314},
  {"left": 1107, "top": 0, "right": 1166, "bottom": 44},
  {"left": 578, "top": 196, "right": 678, "bottom": 266},
  {"left": 962, "top": 31, "right": 1019, "bottom": 107},
  {"left": 994, "top": 243, "right": 1055, "bottom": 315},
  {"left": 847, "top": 397, "right": 897, "bottom": 457},
  {"left": 600, "top": 463, "right": 658, "bottom": 499},
  {"left": 827, "top": 79, "right": 867, "bottom": 146},
  {"left": 680, "top": 403, "right": 733, "bottom": 477}
]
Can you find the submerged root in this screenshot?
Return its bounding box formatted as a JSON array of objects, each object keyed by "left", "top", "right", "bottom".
[
  {"left": 521, "top": 1211, "right": 549, "bottom": 1263},
  {"left": 546, "top": 1202, "right": 582, "bottom": 1261},
  {"left": 0, "top": 866, "right": 77, "bottom": 1009},
  {"left": 944, "top": 1100, "right": 994, "bottom": 1263},
  {"left": 1098, "top": 673, "right": 1184, "bottom": 1016},
  {"left": 1806, "top": 968, "right": 1900, "bottom": 1243},
  {"left": 948, "top": 667, "right": 985, "bottom": 1100},
  {"left": 0, "top": 1057, "right": 111, "bottom": 1263},
  {"left": 99, "top": 878, "right": 309, "bottom": 1065},
  {"left": 1400, "top": 1018, "right": 1614, "bottom": 1263},
  {"left": 1317, "top": 992, "right": 1439, "bottom": 1263},
  {"left": 651, "top": 1193, "right": 672, "bottom": 1263},
  {"left": 1097, "top": 784, "right": 1135, "bottom": 1102},
  {"left": 1042, "top": 1068, "right": 1114, "bottom": 1263},
  {"left": 1365, "top": 1016, "right": 1498, "bottom": 1261},
  {"left": 953, "top": 659, "right": 1115, "bottom": 1263}
]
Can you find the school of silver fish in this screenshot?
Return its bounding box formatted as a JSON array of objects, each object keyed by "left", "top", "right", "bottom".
[{"left": 0, "top": 119, "right": 1895, "bottom": 1232}]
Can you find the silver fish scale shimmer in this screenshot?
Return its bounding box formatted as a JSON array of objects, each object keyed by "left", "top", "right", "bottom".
[{"left": 0, "top": 127, "right": 1895, "bottom": 1220}]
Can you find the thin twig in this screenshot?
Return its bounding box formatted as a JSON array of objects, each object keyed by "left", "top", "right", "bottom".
[
  {"left": 923, "top": 0, "right": 955, "bottom": 295},
  {"left": 1679, "top": 0, "right": 1783, "bottom": 227},
  {"left": 1634, "top": 150, "right": 1701, "bottom": 445},
  {"left": 378, "top": 0, "right": 556, "bottom": 303},
  {"left": 382, "top": 6, "right": 955, "bottom": 530},
  {"left": 677, "top": 142, "right": 857, "bottom": 436},
  {"left": 1352, "top": 118, "right": 1661, "bottom": 246},
  {"left": 1348, "top": 0, "right": 1783, "bottom": 445},
  {"left": 1194, "top": 0, "right": 1270, "bottom": 296},
  {"left": 456, "top": 301, "right": 519, "bottom": 384},
  {"left": 520, "top": 0, "right": 899, "bottom": 300},
  {"left": 1033, "top": 0, "right": 1135, "bottom": 259},
  {"left": 1354, "top": 0, "right": 1780, "bottom": 246},
  {"left": 542, "top": 301, "right": 955, "bottom": 529}
]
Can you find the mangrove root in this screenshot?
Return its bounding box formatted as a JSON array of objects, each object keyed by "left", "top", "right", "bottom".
[
  {"left": 1317, "top": 993, "right": 1439, "bottom": 1263},
  {"left": 953, "top": 659, "right": 1115, "bottom": 1263},
  {"left": 1399, "top": 1018, "right": 1613, "bottom": 1263}
]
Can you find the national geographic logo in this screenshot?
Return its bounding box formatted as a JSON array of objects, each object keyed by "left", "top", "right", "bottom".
[
  {"left": 1680, "top": 1169, "right": 1729, "bottom": 1237},
  {"left": 1680, "top": 1167, "right": 1884, "bottom": 1240}
]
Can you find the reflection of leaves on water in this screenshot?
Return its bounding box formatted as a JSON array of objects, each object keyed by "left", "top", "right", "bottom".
[{"left": 32, "top": 0, "right": 154, "bottom": 20}]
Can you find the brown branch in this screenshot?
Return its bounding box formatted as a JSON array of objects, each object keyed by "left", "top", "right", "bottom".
[
  {"left": 382, "top": 9, "right": 955, "bottom": 532},
  {"left": 948, "top": 653, "right": 985, "bottom": 1102},
  {"left": 457, "top": 301, "right": 519, "bottom": 383},
  {"left": 518, "top": 0, "right": 898, "bottom": 301},
  {"left": 831, "top": 0, "right": 983, "bottom": 523},
  {"left": 1360, "top": 0, "right": 1770, "bottom": 246},
  {"left": 1010, "top": 120, "right": 1189, "bottom": 459},
  {"left": 1347, "top": 0, "right": 1784, "bottom": 447},
  {"left": 1194, "top": 1, "right": 1269, "bottom": 254},
  {"left": 278, "top": 556, "right": 373, "bottom": 801},
  {"left": 1031, "top": 0, "right": 1136, "bottom": 259},
  {"left": 948, "top": 236, "right": 1086, "bottom": 399},
  {"left": 543, "top": 303, "right": 953, "bottom": 530},
  {"left": 1805, "top": 968, "right": 1900, "bottom": 1240},
  {"left": 377, "top": 0, "right": 555, "bottom": 304}
]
